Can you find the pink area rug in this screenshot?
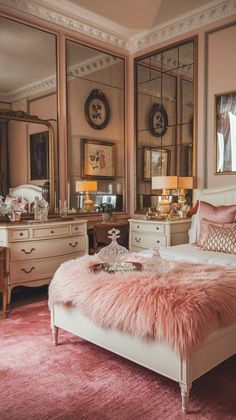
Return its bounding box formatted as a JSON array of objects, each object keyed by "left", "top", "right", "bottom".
[{"left": 0, "top": 299, "right": 235, "bottom": 420}]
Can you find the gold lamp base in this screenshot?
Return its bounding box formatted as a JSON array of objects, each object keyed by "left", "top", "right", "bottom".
[{"left": 83, "top": 193, "right": 94, "bottom": 213}]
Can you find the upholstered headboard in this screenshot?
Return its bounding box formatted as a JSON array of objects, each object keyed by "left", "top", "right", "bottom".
[
  {"left": 9, "top": 184, "right": 42, "bottom": 206},
  {"left": 189, "top": 184, "right": 236, "bottom": 243}
]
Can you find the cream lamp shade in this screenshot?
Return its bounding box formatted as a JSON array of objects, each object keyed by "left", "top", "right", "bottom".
[
  {"left": 151, "top": 176, "right": 178, "bottom": 214},
  {"left": 75, "top": 181, "right": 97, "bottom": 193},
  {"left": 178, "top": 177, "right": 193, "bottom": 190},
  {"left": 151, "top": 176, "right": 178, "bottom": 191},
  {"left": 178, "top": 177, "right": 193, "bottom": 204},
  {"left": 75, "top": 180, "right": 97, "bottom": 212}
]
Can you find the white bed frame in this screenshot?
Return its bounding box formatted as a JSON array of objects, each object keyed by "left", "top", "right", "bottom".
[{"left": 51, "top": 185, "right": 236, "bottom": 414}]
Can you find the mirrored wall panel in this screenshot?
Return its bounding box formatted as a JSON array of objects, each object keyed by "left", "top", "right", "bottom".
[
  {"left": 66, "top": 41, "right": 125, "bottom": 214},
  {"left": 0, "top": 16, "right": 58, "bottom": 209},
  {"left": 135, "top": 39, "right": 196, "bottom": 212}
]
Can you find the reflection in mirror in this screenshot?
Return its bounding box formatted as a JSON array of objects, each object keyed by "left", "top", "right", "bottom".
[
  {"left": 66, "top": 41, "right": 125, "bottom": 214},
  {"left": 0, "top": 16, "right": 57, "bottom": 212},
  {"left": 135, "top": 39, "right": 196, "bottom": 212},
  {"left": 216, "top": 91, "right": 236, "bottom": 174}
]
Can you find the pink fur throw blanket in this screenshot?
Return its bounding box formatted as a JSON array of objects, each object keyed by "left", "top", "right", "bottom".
[{"left": 48, "top": 254, "right": 236, "bottom": 356}]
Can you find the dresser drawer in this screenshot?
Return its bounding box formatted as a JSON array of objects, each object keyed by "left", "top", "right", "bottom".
[
  {"left": 10, "top": 236, "right": 86, "bottom": 261},
  {"left": 71, "top": 223, "right": 85, "bottom": 235},
  {"left": 131, "top": 232, "right": 167, "bottom": 249},
  {"left": 32, "top": 225, "right": 70, "bottom": 239},
  {"left": 130, "top": 222, "right": 165, "bottom": 234},
  {"left": 10, "top": 229, "right": 29, "bottom": 242},
  {"left": 9, "top": 254, "right": 80, "bottom": 284}
]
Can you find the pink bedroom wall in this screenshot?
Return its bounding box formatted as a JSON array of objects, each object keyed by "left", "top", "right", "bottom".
[{"left": 207, "top": 23, "right": 236, "bottom": 188}]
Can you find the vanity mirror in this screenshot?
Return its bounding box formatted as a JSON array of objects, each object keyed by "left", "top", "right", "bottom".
[
  {"left": 0, "top": 15, "right": 58, "bottom": 213},
  {"left": 135, "top": 38, "right": 197, "bottom": 212}
]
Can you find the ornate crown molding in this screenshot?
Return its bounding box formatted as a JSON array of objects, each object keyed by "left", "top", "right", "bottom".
[
  {"left": 0, "top": 54, "right": 119, "bottom": 102},
  {"left": 130, "top": 0, "right": 236, "bottom": 51},
  {"left": 0, "top": 0, "right": 235, "bottom": 52}
]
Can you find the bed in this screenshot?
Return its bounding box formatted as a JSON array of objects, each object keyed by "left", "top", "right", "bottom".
[{"left": 49, "top": 185, "right": 236, "bottom": 414}]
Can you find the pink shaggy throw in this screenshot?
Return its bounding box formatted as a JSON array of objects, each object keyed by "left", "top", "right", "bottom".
[{"left": 48, "top": 255, "right": 236, "bottom": 356}]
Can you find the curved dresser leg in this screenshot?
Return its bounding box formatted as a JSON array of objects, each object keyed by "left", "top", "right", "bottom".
[
  {"left": 179, "top": 382, "right": 192, "bottom": 414},
  {"left": 52, "top": 326, "right": 59, "bottom": 346},
  {"left": 2, "top": 289, "right": 8, "bottom": 318}
]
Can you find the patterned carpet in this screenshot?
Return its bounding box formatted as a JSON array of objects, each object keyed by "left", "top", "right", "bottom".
[{"left": 0, "top": 293, "right": 235, "bottom": 420}]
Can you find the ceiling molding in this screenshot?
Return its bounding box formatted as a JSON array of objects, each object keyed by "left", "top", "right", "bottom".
[
  {"left": 0, "top": 54, "right": 119, "bottom": 102},
  {"left": 130, "top": 0, "right": 236, "bottom": 51},
  {"left": 0, "top": 0, "right": 235, "bottom": 52}
]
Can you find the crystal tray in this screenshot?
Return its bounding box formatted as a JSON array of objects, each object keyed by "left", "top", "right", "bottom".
[{"left": 89, "top": 261, "right": 143, "bottom": 275}]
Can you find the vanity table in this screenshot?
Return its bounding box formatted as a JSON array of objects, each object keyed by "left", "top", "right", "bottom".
[{"left": 0, "top": 219, "right": 88, "bottom": 303}]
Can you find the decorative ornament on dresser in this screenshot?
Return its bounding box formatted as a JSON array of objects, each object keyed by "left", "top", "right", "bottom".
[
  {"left": 148, "top": 103, "right": 168, "bottom": 137},
  {"left": 84, "top": 89, "right": 110, "bottom": 130}
]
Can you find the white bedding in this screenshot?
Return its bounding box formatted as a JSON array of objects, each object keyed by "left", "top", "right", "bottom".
[{"left": 139, "top": 244, "right": 236, "bottom": 266}]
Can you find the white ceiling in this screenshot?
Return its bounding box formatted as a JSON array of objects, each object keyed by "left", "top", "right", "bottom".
[{"left": 66, "top": 0, "right": 212, "bottom": 36}]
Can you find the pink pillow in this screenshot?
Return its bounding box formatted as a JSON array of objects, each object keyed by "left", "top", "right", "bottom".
[
  {"left": 198, "top": 218, "right": 224, "bottom": 247},
  {"left": 199, "top": 201, "right": 236, "bottom": 223}
]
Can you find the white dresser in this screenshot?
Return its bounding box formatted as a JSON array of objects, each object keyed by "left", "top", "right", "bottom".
[
  {"left": 129, "top": 218, "right": 191, "bottom": 252},
  {"left": 0, "top": 219, "right": 88, "bottom": 302}
]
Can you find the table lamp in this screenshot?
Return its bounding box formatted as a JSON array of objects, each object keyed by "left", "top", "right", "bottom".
[
  {"left": 178, "top": 177, "right": 193, "bottom": 205},
  {"left": 152, "top": 176, "right": 178, "bottom": 214},
  {"left": 76, "top": 180, "right": 97, "bottom": 212}
]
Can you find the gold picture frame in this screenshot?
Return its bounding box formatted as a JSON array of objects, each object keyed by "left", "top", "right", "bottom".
[{"left": 82, "top": 139, "right": 115, "bottom": 179}]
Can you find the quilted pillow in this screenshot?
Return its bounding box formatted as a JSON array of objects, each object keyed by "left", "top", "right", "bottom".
[
  {"left": 202, "top": 224, "right": 236, "bottom": 254},
  {"left": 197, "top": 218, "right": 224, "bottom": 247}
]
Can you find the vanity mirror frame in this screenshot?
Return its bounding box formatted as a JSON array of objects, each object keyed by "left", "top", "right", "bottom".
[
  {"left": 0, "top": 109, "right": 55, "bottom": 210},
  {"left": 134, "top": 36, "right": 198, "bottom": 213}
]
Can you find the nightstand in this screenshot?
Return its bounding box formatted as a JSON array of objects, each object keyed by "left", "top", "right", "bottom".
[
  {"left": 129, "top": 219, "right": 191, "bottom": 252},
  {"left": 0, "top": 247, "right": 7, "bottom": 318}
]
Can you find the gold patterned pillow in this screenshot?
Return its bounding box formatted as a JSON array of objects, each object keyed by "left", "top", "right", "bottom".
[{"left": 202, "top": 224, "right": 236, "bottom": 254}]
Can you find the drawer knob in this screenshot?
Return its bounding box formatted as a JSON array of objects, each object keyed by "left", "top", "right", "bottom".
[
  {"left": 50, "top": 230, "right": 54, "bottom": 234},
  {"left": 75, "top": 227, "right": 78, "bottom": 231},
  {"left": 69, "top": 241, "right": 78, "bottom": 248},
  {"left": 20, "top": 233, "right": 24, "bottom": 236},
  {"left": 137, "top": 225, "right": 140, "bottom": 229},
  {"left": 156, "top": 240, "right": 160, "bottom": 243},
  {"left": 135, "top": 237, "right": 141, "bottom": 243},
  {"left": 156, "top": 227, "right": 159, "bottom": 230},
  {"left": 21, "top": 247, "right": 35, "bottom": 255},
  {"left": 21, "top": 267, "right": 35, "bottom": 274}
]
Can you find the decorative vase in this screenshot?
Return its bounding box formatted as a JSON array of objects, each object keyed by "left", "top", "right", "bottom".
[{"left": 102, "top": 212, "right": 111, "bottom": 222}]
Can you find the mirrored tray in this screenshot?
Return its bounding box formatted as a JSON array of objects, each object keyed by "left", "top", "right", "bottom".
[{"left": 89, "top": 262, "right": 143, "bottom": 275}]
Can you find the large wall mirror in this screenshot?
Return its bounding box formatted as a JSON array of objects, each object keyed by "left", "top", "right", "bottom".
[
  {"left": 66, "top": 40, "right": 125, "bottom": 214},
  {"left": 0, "top": 16, "right": 58, "bottom": 210},
  {"left": 135, "top": 38, "right": 197, "bottom": 212}
]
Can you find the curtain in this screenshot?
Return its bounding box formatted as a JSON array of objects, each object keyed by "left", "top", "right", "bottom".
[{"left": 0, "top": 119, "right": 9, "bottom": 196}]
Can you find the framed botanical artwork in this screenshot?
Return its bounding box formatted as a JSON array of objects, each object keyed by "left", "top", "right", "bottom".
[
  {"left": 143, "top": 147, "right": 170, "bottom": 180},
  {"left": 82, "top": 139, "right": 115, "bottom": 179},
  {"left": 148, "top": 103, "right": 168, "bottom": 137},
  {"left": 84, "top": 89, "right": 110, "bottom": 130},
  {"left": 215, "top": 91, "right": 236, "bottom": 174},
  {"left": 29, "top": 131, "right": 49, "bottom": 181}
]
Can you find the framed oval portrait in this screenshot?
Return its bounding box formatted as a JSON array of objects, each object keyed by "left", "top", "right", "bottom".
[
  {"left": 148, "top": 103, "right": 168, "bottom": 137},
  {"left": 84, "top": 89, "right": 110, "bottom": 130}
]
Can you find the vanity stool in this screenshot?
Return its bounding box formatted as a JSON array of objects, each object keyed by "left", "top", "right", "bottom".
[{"left": 0, "top": 247, "right": 7, "bottom": 318}]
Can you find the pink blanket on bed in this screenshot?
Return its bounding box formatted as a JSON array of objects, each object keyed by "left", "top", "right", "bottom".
[{"left": 48, "top": 255, "right": 236, "bottom": 356}]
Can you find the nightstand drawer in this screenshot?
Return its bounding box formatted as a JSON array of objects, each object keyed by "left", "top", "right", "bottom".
[
  {"left": 131, "top": 222, "right": 165, "bottom": 234},
  {"left": 32, "top": 225, "right": 70, "bottom": 239},
  {"left": 71, "top": 224, "right": 85, "bottom": 235},
  {"left": 131, "top": 232, "right": 167, "bottom": 249}
]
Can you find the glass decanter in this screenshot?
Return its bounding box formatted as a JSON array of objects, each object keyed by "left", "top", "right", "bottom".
[{"left": 97, "top": 228, "right": 132, "bottom": 272}]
